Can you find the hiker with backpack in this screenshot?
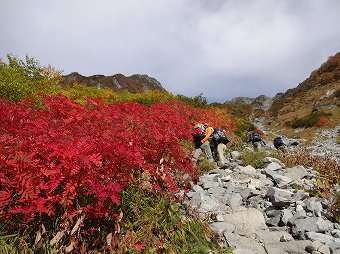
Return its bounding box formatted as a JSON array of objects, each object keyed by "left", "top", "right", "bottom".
[
  {"left": 247, "top": 129, "right": 266, "bottom": 152},
  {"left": 273, "top": 136, "right": 286, "bottom": 152},
  {"left": 211, "top": 127, "right": 230, "bottom": 169},
  {"left": 192, "top": 123, "right": 215, "bottom": 166}
]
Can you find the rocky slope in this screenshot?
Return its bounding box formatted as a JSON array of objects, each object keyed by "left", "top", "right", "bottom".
[
  {"left": 184, "top": 152, "right": 340, "bottom": 253},
  {"left": 59, "top": 72, "right": 165, "bottom": 93}
]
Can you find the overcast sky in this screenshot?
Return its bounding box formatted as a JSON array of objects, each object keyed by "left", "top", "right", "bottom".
[{"left": 1, "top": 0, "right": 340, "bottom": 103}]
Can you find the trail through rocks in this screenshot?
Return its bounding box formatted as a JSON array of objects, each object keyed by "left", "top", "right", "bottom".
[{"left": 183, "top": 154, "right": 340, "bottom": 254}]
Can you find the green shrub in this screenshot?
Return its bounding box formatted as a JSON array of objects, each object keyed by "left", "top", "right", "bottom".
[
  {"left": 118, "top": 184, "right": 231, "bottom": 253},
  {"left": 241, "top": 150, "right": 266, "bottom": 168},
  {"left": 62, "top": 83, "right": 116, "bottom": 104},
  {"left": 176, "top": 93, "right": 208, "bottom": 108},
  {"left": 0, "top": 54, "right": 62, "bottom": 102},
  {"left": 286, "top": 111, "right": 333, "bottom": 128},
  {"left": 233, "top": 117, "right": 255, "bottom": 140},
  {"left": 196, "top": 157, "right": 216, "bottom": 175}
]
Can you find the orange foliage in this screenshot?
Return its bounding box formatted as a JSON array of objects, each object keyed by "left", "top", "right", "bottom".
[
  {"left": 167, "top": 100, "right": 236, "bottom": 132},
  {"left": 314, "top": 116, "right": 330, "bottom": 127}
]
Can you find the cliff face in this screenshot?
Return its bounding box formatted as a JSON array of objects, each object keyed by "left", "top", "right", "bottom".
[{"left": 59, "top": 72, "right": 165, "bottom": 93}]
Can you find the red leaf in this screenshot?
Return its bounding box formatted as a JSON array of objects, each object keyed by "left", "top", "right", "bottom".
[{"left": 135, "top": 241, "right": 143, "bottom": 251}]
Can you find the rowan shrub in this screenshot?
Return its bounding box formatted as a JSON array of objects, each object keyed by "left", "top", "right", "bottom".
[
  {"left": 0, "top": 94, "right": 236, "bottom": 228},
  {"left": 0, "top": 95, "right": 201, "bottom": 228}
]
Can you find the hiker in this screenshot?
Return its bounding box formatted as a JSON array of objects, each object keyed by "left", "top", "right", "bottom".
[
  {"left": 273, "top": 136, "right": 286, "bottom": 152},
  {"left": 211, "top": 127, "right": 230, "bottom": 169},
  {"left": 247, "top": 129, "right": 265, "bottom": 152},
  {"left": 192, "top": 123, "right": 215, "bottom": 166}
]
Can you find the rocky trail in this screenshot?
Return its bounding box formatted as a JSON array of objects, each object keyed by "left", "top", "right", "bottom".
[
  {"left": 183, "top": 152, "right": 340, "bottom": 254},
  {"left": 254, "top": 117, "right": 340, "bottom": 164}
]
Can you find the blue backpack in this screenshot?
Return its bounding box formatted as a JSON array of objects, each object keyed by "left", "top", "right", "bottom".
[{"left": 274, "top": 137, "right": 284, "bottom": 147}]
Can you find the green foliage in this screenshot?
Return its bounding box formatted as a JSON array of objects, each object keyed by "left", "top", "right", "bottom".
[
  {"left": 196, "top": 157, "right": 216, "bottom": 175},
  {"left": 176, "top": 93, "right": 208, "bottom": 108},
  {"left": 233, "top": 117, "right": 255, "bottom": 140},
  {"left": 285, "top": 111, "right": 333, "bottom": 128},
  {"left": 0, "top": 54, "right": 62, "bottom": 102},
  {"left": 118, "top": 184, "right": 231, "bottom": 254},
  {"left": 336, "top": 134, "right": 340, "bottom": 144},
  {"left": 61, "top": 83, "right": 116, "bottom": 104},
  {"left": 241, "top": 150, "right": 266, "bottom": 168},
  {"left": 114, "top": 90, "right": 175, "bottom": 107}
]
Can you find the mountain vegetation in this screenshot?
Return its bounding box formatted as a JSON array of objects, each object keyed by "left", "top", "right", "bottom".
[
  {"left": 266, "top": 52, "right": 340, "bottom": 139},
  {"left": 0, "top": 52, "right": 339, "bottom": 253},
  {"left": 0, "top": 54, "right": 235, "bottom": 253}
]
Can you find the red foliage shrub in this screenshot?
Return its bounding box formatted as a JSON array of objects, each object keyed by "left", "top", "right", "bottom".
[
  {"left": 0, "top": 95, "right": 235, "bottom": 227},
  {"left": 314, "top": 116, "right": 330, "bottom": 127}
]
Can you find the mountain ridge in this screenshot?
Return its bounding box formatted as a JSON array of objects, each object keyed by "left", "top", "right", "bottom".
[{"left": 59, "top": 72, "right": 165, "bottom": 93}]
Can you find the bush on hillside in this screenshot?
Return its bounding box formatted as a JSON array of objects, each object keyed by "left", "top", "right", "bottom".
[
  {"left": 285, "top": 111, "right": 332, "bottom": 128},
  {"left": 176, "top": 93, "right": 208, "bottom": 108},
  {"left": 62, "top": 83, "right": 117, "bottom": 104},
  {"left": 0, "top": 95, "right": 199, "bottom": 227},
  {"left": 0, "top": 54, "right": 62, "bottom": 102},
  {"left": 233, "top": 117, "right": 255, "bottom": 140},
  {"left": 314, "top": 116, "right": 330, "bottom": 127},
  {"left": 240, "top": 150, "right": 266, "bottom": 168},
  {"left": 114, "top": 90, "right": 175, "bottom": 107},
  {"left": 116, "top": 185, "right": 231, "bottom": 253}
]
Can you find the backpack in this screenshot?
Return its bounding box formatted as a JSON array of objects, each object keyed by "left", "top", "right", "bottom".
[
  {"left": 274, "top": 136, "right": 284, "bottom": 147},
  {"left": 212, "top": 129, "right": 229, "bottom": 145},
  {"left": 193, "top": 123, "right": 206, "bottom": 140},
  {"left": 250, "top": 132, "right": 261, "bottom": 142}
]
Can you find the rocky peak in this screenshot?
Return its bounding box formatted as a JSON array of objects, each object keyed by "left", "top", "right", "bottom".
[
  {"left": 59, "top": 72, "right": 165, "bottom": 93},
  {"left": 228, "top": 95, "right": 273, "bottom": 110},
  {"left": 229, "top": 97, "right": 254, "bottom": 105},
  {"left": 251, "top": 95, "right": 273, "bottom": 110}
]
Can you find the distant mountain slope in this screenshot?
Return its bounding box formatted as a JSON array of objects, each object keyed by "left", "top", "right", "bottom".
[
  {"left": 268, "top": 52, "right": 340, "bottom": 119},
  {"left": 59, "top": 72, "right": 165, "bottom": 93},
  {"left": 226, "top": 95, "right": 273, "bottom": 110}
]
